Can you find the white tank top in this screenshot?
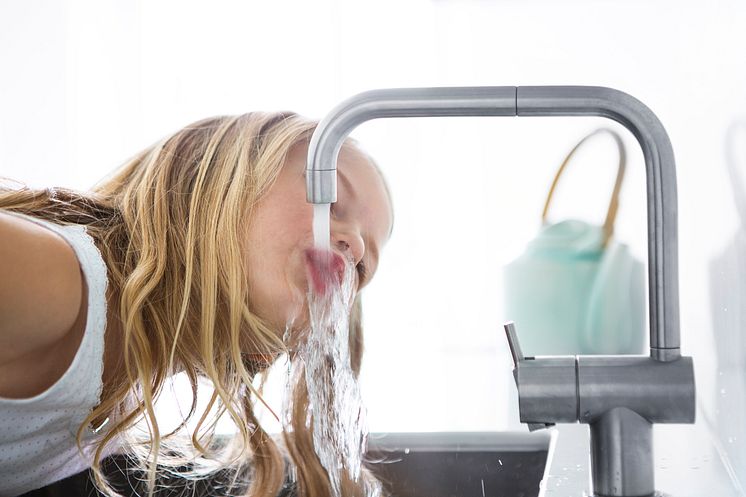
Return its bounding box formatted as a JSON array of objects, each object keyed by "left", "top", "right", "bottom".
[{"left": 0, "top": 210, "right": 113, "bottom": 496}]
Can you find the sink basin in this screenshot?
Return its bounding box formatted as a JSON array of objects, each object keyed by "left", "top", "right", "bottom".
[
  {"left": 21, "top": 431, "right": 552, "bottom": 497},
  {"left": 365, "top": 431, "right": 553, "bottom": 497}
]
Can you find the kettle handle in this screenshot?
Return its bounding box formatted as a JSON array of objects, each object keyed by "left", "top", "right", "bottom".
[{"left": 542, "top": 128, "right": 627, "bottom": 248}]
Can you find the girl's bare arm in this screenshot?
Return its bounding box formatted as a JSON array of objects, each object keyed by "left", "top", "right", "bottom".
[{"left": 0, "top": 212, "right": 84, "bottom": 371}]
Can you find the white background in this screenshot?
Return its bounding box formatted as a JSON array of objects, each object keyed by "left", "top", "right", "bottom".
[{"left": 2, "top": 0, "right": 746, "bottom": 483}]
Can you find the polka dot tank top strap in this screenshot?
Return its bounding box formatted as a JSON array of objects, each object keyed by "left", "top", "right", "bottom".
[{"left": 0, "top": 209, "right": 111, "bottom": 497}]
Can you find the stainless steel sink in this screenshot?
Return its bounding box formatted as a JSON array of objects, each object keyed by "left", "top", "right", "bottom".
[
  {"left": 23, "top": 431, "right": 552, "bottom": 497},
  {"left": 365, "top": 431, "right": 553, "bottom": 497}
]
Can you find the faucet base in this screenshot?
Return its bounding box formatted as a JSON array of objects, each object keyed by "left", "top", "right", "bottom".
[{"left": 590, "top": 407, "right": 654, "bottom": 497}]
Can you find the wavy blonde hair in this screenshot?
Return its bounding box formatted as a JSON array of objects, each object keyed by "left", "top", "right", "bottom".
[{"left": 0, "top": 112, "right": 386, "bottom": 497}]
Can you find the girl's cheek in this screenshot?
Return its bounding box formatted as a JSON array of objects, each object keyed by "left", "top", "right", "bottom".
[{"left": 300, "top": 204, "right": 316, "bottom": 227}]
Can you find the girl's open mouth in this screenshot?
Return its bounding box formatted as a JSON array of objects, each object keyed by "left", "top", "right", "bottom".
[{"left": 304, "top": 248, "right": 346, "bottom": 295}]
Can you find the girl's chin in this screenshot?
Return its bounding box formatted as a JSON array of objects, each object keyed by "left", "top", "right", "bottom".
[{"left": 280, "top": 299, "right": 310, "bottom": 336}]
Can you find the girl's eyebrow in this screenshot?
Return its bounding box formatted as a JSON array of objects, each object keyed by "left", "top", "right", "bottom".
[
  {"left": 338, "top": 169, "right": 357, "bottom": 199},
  {"left": 302, "top": 168, "right": 356, "bottom": 199}
]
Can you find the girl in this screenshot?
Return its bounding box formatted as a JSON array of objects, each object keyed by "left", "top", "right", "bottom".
[{"left": 0, "top": 112, "right": 394, "bottom": 497}]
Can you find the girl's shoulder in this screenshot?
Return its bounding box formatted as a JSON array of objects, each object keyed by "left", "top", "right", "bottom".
[
  {"left": 0, "top": 209, "right": 108, "bottom": 399},
  {"left": 0, "top": 210, "right": 85, "bottom": 366}
]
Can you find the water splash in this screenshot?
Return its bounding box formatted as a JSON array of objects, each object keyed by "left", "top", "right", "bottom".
[{"left": 282, "top": 249, "right": 377, "bottom": 497}]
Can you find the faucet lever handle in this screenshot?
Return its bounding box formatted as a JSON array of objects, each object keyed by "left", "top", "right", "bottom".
[
  {"left": 503, "top": 321, "right": 525, "bottom": 367},
  {"left": 504, "top": 321, "right": 555, "bottom": 432}
]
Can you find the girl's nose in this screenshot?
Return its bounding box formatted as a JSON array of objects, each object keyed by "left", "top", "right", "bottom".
[{"left": 333, "top": 232, "right": 364, "bottom": 267}]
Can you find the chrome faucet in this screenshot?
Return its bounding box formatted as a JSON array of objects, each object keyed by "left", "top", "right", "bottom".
[{"left": 306, "top": 86, "right": 696, "bottom": 497}]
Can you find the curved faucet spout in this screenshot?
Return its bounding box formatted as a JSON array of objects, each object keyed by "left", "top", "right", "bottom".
[
  {"left": 306, "top": 86, "right": 680, "bottom": 362},
  {"left": 305, "top": 86, "right": 517, "bottom": 205}
]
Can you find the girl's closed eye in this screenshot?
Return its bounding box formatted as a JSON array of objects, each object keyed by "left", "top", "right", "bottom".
[
  {"left": 330, "top": 201, "right": 343, "bottom": 219},
  {"left": 356, "top": 259, "right": 367, "bottom": 284}
]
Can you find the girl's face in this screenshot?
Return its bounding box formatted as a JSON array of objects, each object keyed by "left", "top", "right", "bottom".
[{"left": 244, "top": 142, "right": 393, "bottom": 339}]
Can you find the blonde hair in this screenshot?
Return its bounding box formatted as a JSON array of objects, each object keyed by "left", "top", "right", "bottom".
[{"left": 0, "top": 112, "right": 385, "bottom": 497}]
